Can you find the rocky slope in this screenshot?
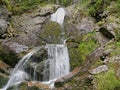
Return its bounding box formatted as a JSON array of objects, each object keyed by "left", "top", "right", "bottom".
[{"left": 0, "top": 0, "right": 120, "bottom": 90}]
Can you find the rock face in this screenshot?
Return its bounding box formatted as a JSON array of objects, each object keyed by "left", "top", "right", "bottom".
[
  {"left": 0, "top": 4, "right": 10, "bottom": 38},
  {"left": 3, "top": 5, "right": 59, "bottom": 47},
  {"left": 11, "top": 4, "right": 59, "bottom": 33},
  {"left": 89, "top": 65, "right": 108, "bottom": 74}
]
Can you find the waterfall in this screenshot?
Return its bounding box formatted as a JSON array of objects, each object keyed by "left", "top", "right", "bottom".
[
  {"left": 2, "top": 47, "right": 41, "bottom": 90},
  {"left": 50, "top": 7, "right": 66, "bottom": 43},
  {"left": 1, "top": 7, "right": 70, "bottom": 90},
  {"left": 50, "top": 7, "right": 66, "bottom": 26},
  {"left": 43, "top": 44, "right": 70, "bottom": 81},
  {"left": 42, "top": 8, "right": 70, "bottom": 88}
]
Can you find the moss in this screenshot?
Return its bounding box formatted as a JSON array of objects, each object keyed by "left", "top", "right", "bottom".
[
  {"left": 91, "top": 59, "right": 104, "bottom": 69},
  {"left": 94, "top": 68, "right": 120, "bottom": 90},
  {"left": 0, "top": 76, "right": 8, "bottom": 88},
  {"left": 11, "top": 0, "right": 72, "bottom": 15},
  {"left": 78, "top": 31, "right": 97, "bottom": 61},
  {"left": 8, "top": 82, "right": 28, "bottom": 90},
  {"left": 39, "top": 21, "right": 62, "bottom": 44},
  {"left": 70, "top": 31, "right": 98, "bottom": 70},
  {"left": 0, "top": 45, "right": 18, "bottom": 67},
  {"left": 11, "top": 0, "right": 53, "bottom": 15},
  {"left": 1, "top": 0, "right": 12, "bottom": 11},
  {"left": 104, "top": 41, "right": 120, "bottom": 56},
  {"left": 69, "top": 48, "right": 82, "bottom": 70}
]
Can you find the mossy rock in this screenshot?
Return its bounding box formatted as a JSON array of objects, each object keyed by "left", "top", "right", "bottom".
[
  {"left": 104, "top": 41, "right": 120, "bottom": 57},
  {"left": 68, "top": 31, "right": 98, "bottom": 70},
  {"left": 0, "top": 45, "right": 19, "bottom": 67},
  {"left": 8, "top": 82, "right": 28, "bottom": 90},
  {"left": 26, "top": 86, "right": 40, "bottom": 90},
  {"left": 39, "top": 21, "right": 63, "bottom": 44},
  {"left": 0, "top": 75, "right": 8, "bottom": 88}
]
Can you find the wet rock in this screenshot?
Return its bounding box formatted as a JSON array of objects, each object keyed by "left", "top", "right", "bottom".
[
  {"left": 25, "top": 46, "right": 47, "bottom": 81},
  {"left": 27, "top": 81, "right": 49, "bottom": 90},
  {"left": 0, "top": 74, "right": 8, "bottom": 88},
  {"left": 89, "top": 65, "right": 108, "bottom": 74},
  {"left": 7, "top": 81, "right": 28, "bottom": 90}
]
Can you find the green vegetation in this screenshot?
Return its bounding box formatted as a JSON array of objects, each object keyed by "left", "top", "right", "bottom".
[
  {"left": 59, "top": 0, "right": 73, "bottom": 6},
  {"left": 95, "top": 68, "right": 120, "bottom": 90},
  {"left": 1, "top": 0, "right": 12, "bottom": 10},
  {"left": 12, "top": 0, "right": 48, "bottom": 14},
  {"left": 104, "top": 41, "right": 120, "bottom": 56},
  {"left": 0, "top": 76, "right": 8, "bottom": 88},
  {"left": 6, "top": 0, "right": 73, "bottom": 14},
  {"left": 70, "top": 31, "right": 98, "bottom": 70},
  {"left": 78, "top": 31, "right": 97, "bottom": 61}
]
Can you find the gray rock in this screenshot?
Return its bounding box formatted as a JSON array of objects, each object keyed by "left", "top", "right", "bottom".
[
  {"left": 89, "top": 65, "right": 108, "bottom": 74},
  {"left": 75, "top": 18, "right": 95, "bottom": 33},
  {"left": 11, "top": 4, "right": 59, "bottom": 33},
  {"left": 0, "top": 19, "right": 8, "bottom": 36},
  {"left": 104, "top": 56, "right": 120, "bottom": 63},
  {"left": 103, "top": 49, "right": 113, "bottom": 56},
  {"left": 12, "top": 33, "right": 41, "bottom": 46},
  {"left": 96, "top": 31, "right": 110, "bottom": 46},
  {"left": 0, "top": 5, "right": 10, "bottom": 37},
  {"left": 0, "top": 5, "right": 10, "bottom": 20},
  {"left": 3, "top": 41, "right": 28, "bottom": 53},
  {"left": 116, "top": 68, "right": 120, "bottom": 78}
]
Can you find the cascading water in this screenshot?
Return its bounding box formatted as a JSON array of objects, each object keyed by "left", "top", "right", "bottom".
[
  {"left": 50, "top": 7, "right": 66, "bottom": 43},
  {"left": 43, "top": 44, "right": 70, "bottom": 81},
  {"left": 50, "top": 7, "right": 66, "bottom": 26},
  {"left": 2, "top": 47, "right": 41, "bottom": 90},
  {"left": 1, "top": 7, "right": 70, "bottom": 90}
]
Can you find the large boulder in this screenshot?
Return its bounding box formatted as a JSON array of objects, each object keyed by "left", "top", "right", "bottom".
[
  {"left": 38, "top": 21, "right": 62, "bottom": 44},
  {"left": 96, "top": 27, "right": 115, "bottom": 46},
  {"left": 89, "top": 65, "right": 108, "bottom": 74}
]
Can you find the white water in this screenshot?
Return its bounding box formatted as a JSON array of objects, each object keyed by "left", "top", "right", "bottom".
[
  {"left": 43, "top": 44, "right": 70, "bottom": 81},
  {"left": 2, "top": 47, "right": 41, "bottom": 90},
  {"left": 50, "top": 7, "right": 66, "bottom": 26}
]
